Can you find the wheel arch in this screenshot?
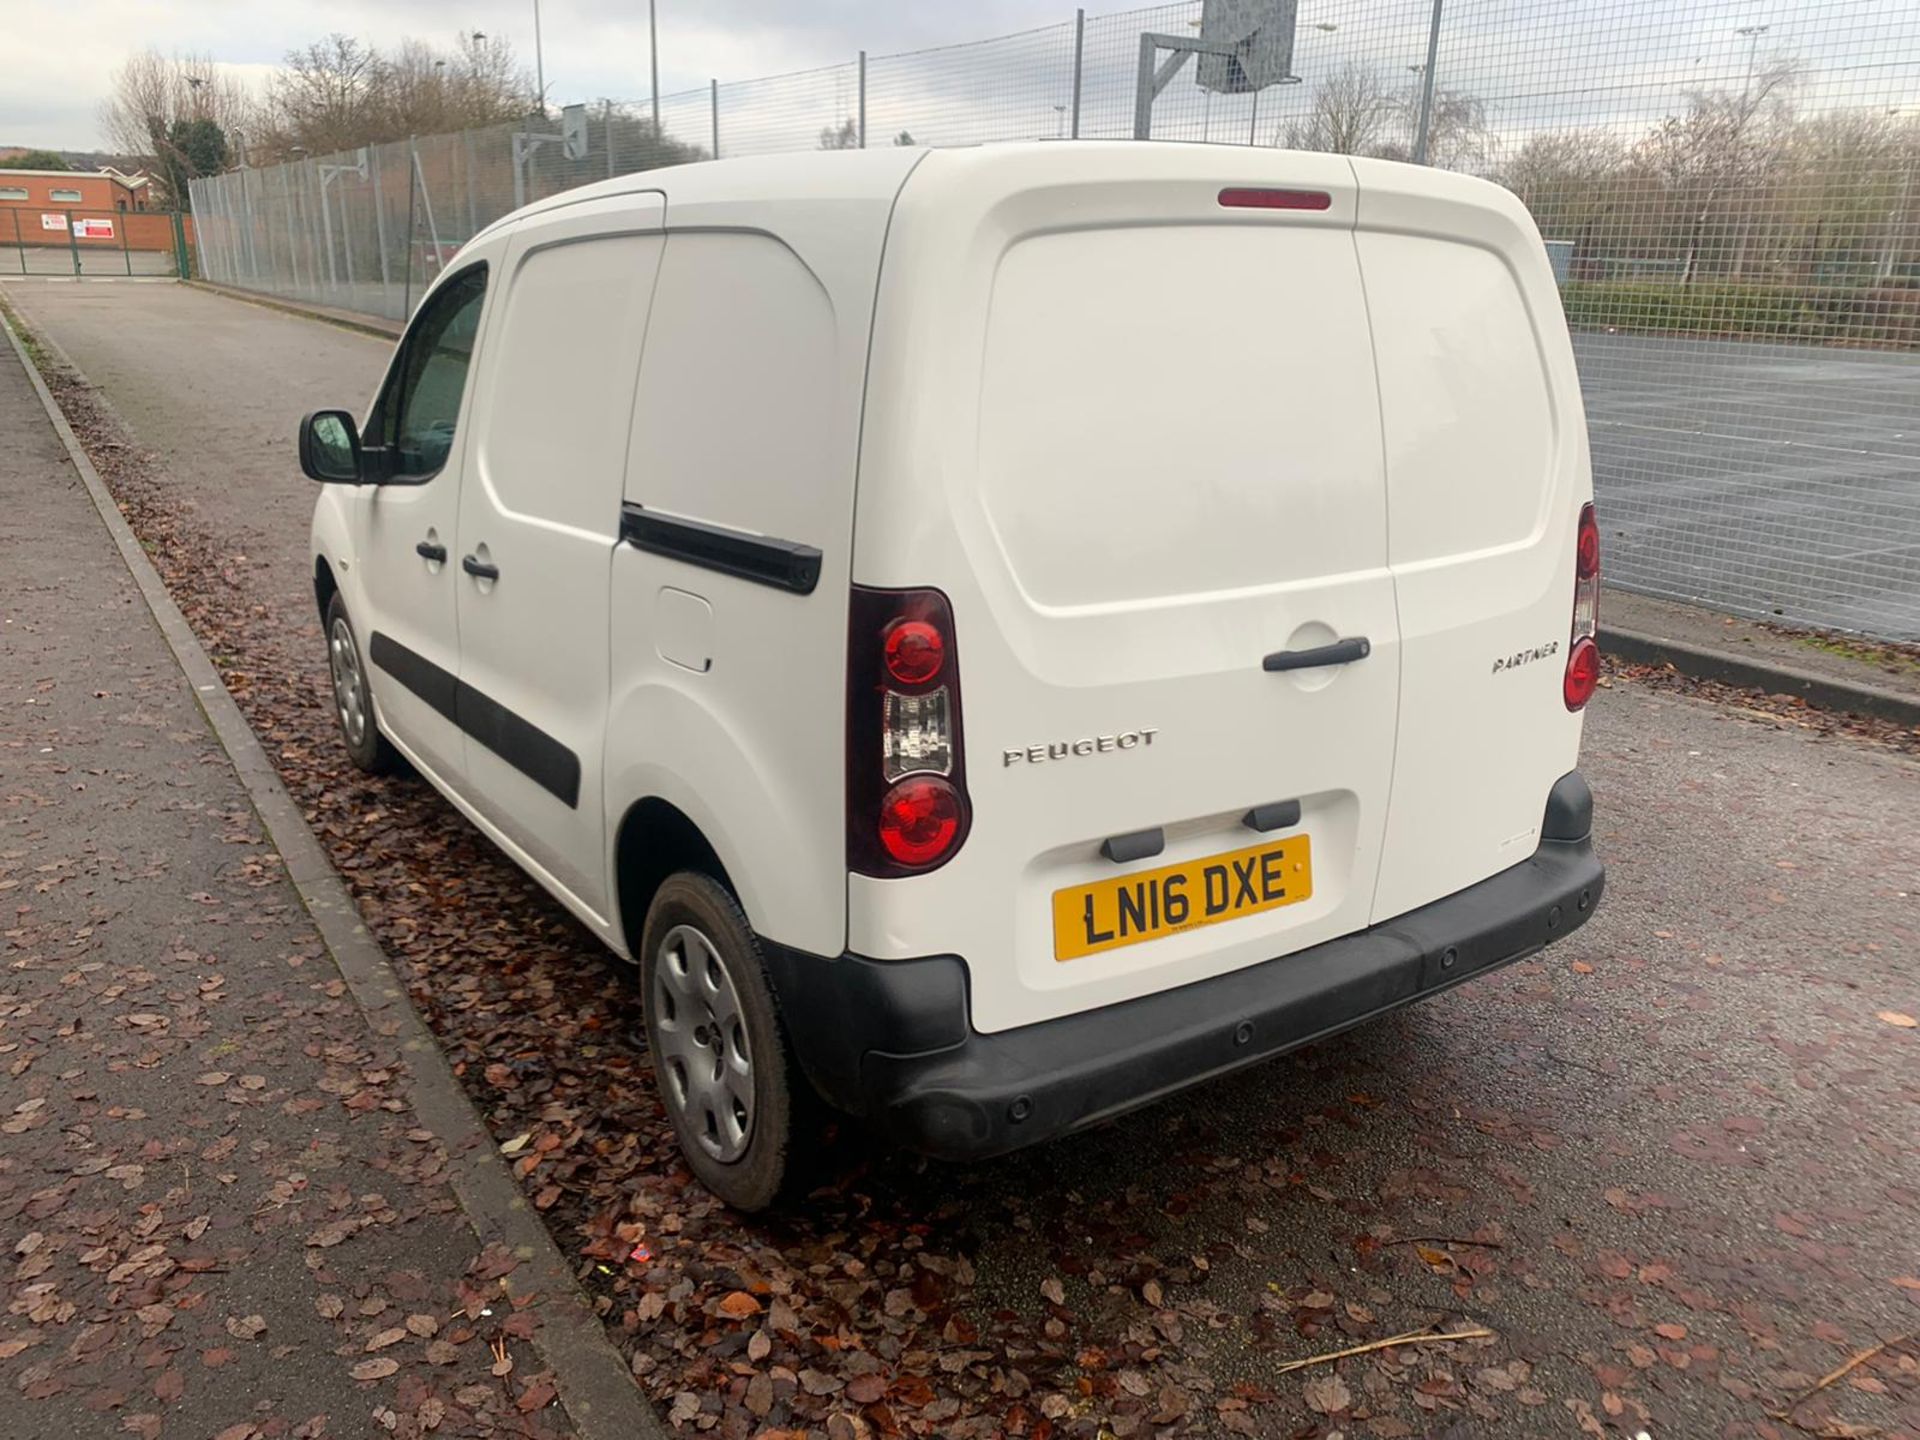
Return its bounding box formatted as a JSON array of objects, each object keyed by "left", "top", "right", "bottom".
[
  {"left": 314, "top": 555, "right": 339, "bottom": 622},
  {"left": 613, "top": 795, "right": 738, "bottom": 961}
]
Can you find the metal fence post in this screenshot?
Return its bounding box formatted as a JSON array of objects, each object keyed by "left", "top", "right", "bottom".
[
  {"left": 711, "top": 79, "right": 720, "bottom": 159},
  {"left": 1412, "top": 0, "right": 1444, "bottom": 165},
  {"left": 12, "top": 209, "right": 25, "bottom": 276},
  {"left": 859, "top": 51, "right": 868, "bottom": 148},
  {"left": 403, "top": 138, "right": 418, "bottom": 320},
  {"left": 607, "top": 100, "right": 618, "bottom": 178},
  {"left": 242, "top": 169, "right": 260, "bottom": 281},
  {"left": 120, "top": 212, "right": 133, "bottom": 276},
  {"left": 65, "top": 210, "right": 80, "bottom": 276},
  {"left": 1070, "top": 8, "right": 1085, "bottom": 139},
  {"left": 413, "top": 145, "right": 444, "bottom": 288},
  {"left": 371, "top": 145, "right": 392, "bottom": 309},
  {"left": 1133, "top": 34, "right": 1157, "bottom": 141}
]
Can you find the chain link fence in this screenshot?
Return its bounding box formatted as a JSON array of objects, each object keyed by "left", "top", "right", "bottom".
[{"left": 188, "top": 0, "right": 1920, "bottom": 642}]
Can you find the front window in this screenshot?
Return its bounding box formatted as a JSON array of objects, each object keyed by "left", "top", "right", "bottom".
[{"left": 372, "top": 265, "right": 488, "bottom": 480}]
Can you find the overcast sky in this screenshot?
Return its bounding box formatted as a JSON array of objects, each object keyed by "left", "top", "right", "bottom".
[
  {"left": 7, "top": 0, "right": 1139, "bottom": 151},
  {"left": 10, "top": 0, "right": 1915, "bottom": 156}
]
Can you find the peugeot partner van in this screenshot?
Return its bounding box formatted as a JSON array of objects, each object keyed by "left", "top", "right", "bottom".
[{"left": 300, "top": 142, "right": 1605, "bottom": 1210}]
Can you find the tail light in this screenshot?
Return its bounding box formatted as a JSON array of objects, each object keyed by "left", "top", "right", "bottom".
[
  {"left": 1564, "top": 502, "right": 1600, "bottom": 711},
  {"left": 849, "top": 586, "right": 971, "bottom": 876}
]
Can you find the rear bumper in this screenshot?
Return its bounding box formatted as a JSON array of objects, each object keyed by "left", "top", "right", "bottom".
[{"left": 761, "top": 771, "right": 1603, "bottom": 1163}]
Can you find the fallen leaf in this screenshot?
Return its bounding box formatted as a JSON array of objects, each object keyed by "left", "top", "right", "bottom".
[
  {"left": 350, "top": 1357, "right": 400, "bottom": 1381},
  {"left": 365, "top": 1327, "right": 407, "bottom": 1352},
  {"left": 1653, "top": 1322, "right": 1687, "bottom": 1341},
  {"left": 716, "top": 1290, "right": 761, "bottom": 1320},
  {"left": 1878, "top": 1011, "right": 1917, "bottom": 1028},
  {"left": 1302, "top": 1373, "right": 1352, "bottom": 1415},
  {"left": 846, "top": 1373, "right": 888, "bottom": 1404},
  {"left": 225, "top": 1314, "right": 266, "bottom": 1341},
  {"left": 1040, "top": 1277, "right": 1065, "bottom": 1306}
]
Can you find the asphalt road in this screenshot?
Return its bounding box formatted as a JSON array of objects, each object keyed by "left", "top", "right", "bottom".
[
  {"left": 1571, "top": 330, "right": 1920, "bottom": 641},
  {"left": 6, "top": 277, "right": 1919, "bottom": 1437}
]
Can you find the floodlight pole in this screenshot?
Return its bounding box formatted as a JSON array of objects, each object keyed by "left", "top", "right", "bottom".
[
  {"left": 1411, "top": 0, "right": 1444, "bottom": 165},
  {"left": 649, "top": 0, "right": 661, "bottom": 134},
  {"left": 1070, "top": 8, "right": 1085, "bottom": 138}
]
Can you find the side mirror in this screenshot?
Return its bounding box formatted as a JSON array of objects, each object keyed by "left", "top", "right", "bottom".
[{"left": 299, "top": 409, "right": 365, "bottom": 484}]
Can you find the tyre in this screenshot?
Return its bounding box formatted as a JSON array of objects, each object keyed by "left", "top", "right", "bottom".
[
  {"left": 324, "top": 594, "right": 398, "bottom": 774},
  {"left": 640, "top": 872, "right": 801, "bottom": 1211}
]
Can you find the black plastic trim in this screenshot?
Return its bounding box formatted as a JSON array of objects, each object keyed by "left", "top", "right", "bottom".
[
  {"left": 368, "top": 631, "right": 457, "bottom": 723},
  {"left": 759, "top": 773, "right": 1603, "bottom": 1162},
  {"left": 1244, "top": 799, "right": 1303, "bottom": 833},
  {"left": 1263, "top": 636, "right": 1371, "bottom": 672},
  {"left": 1541, "top": 770, "right": 1593, "bottom": 841},
  {"left": 1101, "top": 827, "right": 1165, "bottom": 864},
  {"left": 620, "top": 502, "right": 821, "bottom": 596},
  {"left": 367, "top": 631, "right": 580, "bottom": 808}
]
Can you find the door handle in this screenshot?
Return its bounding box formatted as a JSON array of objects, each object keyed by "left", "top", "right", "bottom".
[
  {"left": 461, "top": 554, "right": 499, "bottom": 581},
  {"left": 1263, "top": 636, "right": 1370, "bottom": 672},
  {"left": 415, "top": 540, "right": 447, "bottom": 563}
]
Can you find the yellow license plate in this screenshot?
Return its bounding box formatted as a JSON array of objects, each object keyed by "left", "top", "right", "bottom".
[{"left": 1052, "top": 835, "right": 1313, "bottom": 961}]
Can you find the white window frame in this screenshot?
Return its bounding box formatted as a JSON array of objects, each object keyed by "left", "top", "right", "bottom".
[
  {"left": 0, "top": 187, "right": 27, "bottom": 201},
  {"left": 49, "top": 188, "right": 83, "bottom": 203}
]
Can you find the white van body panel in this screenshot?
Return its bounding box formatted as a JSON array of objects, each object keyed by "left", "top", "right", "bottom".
[
  {"left": 605, "top": 150, "right": 922, "bottom": 961},
  {"left": 316, "top": 143, "right": 1594, "bottom": 1099},
  {"left": 1350, "top": 160, "right": 1589, "bottom": 922},
  {"left": 851, "top": 145, "right": 1411, "bottom": 1034},
  {"left": 458, "top": 195, "right": 667, "bottom": 926}
]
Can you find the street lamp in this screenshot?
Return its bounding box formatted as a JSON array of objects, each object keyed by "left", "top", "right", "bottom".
[
  {"left": 649, "top": 0, "right": 661, "bottom": 136},
  {"left": 1737, "top": 24, "right": 1770, "bottom": 95},
  {"left": 531, "top": 0, "right": 546, "bottom": 114}
]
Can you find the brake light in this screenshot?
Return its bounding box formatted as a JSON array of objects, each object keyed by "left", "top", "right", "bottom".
[
  {"left": 1565, "top": 502, "right": 1600, "bottom": 711},
  {"left": 849, "top": 587, "right": 971, "bottom": 876},
  {"left": 1218, "top": 187, "right": 1332, "bottom": 211},
  {"left": 878, "top": 777, "right": 963, "bottom": 866},
  {"left": 883, "top": 619, "right": 944, "bottom": 686}
]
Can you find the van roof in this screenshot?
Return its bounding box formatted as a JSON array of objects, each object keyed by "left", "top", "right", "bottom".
[
  {"left": 470, "top": 142, "right": 1532, "bottom": 274},
  {"left": 470, "top": 145, "right": 931, "bottom": 247}
]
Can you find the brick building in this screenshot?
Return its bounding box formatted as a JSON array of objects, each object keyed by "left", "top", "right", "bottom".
[{"left": 0, "top": 167, "right": 190, "bottom": 255}]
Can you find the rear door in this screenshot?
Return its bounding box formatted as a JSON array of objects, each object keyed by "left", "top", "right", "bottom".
[
  {"left": 851, "top": 146, "right": 1402, "bottom": 1034},
  {"left": 1350, "top": 161, "right": 1590, "bottom": 922}
]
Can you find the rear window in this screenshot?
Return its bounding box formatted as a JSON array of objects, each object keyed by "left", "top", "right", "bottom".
[{"left": 975, "top": 224, "right": 1385, "bottom": 609}]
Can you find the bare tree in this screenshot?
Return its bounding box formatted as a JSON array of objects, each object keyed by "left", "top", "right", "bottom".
[
  {"left": 1634, "top": 58, "right": 1799, "bottom": 282},
  {"left": 249, "top": 32, "right": 533, "bottom": 165},
  {"left": 97, "top": 49, "right": 250, "bottom": 200},
  {"left": 1282, "top": 62, "right": 1400, "bottom": 156},
  {"left": 818, "top": 118, "right": 860, "bottom": 151},
  {"left": 1500, "top": 129, "right": 1633, "bottom": 275}
]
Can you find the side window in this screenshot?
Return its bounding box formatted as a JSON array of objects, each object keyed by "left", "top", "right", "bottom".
[{"left": 377, "top": 266, "right": 488, "bottom": 479}]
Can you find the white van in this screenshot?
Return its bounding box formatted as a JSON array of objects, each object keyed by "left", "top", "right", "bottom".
[{"left": 301, "top": 143, "right": 1604, "bottom": 1209}]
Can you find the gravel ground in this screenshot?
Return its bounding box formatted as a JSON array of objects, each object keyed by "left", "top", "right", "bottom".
[{"left": 5, "top": 278, "right": 1919, "bottom": 1440}]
